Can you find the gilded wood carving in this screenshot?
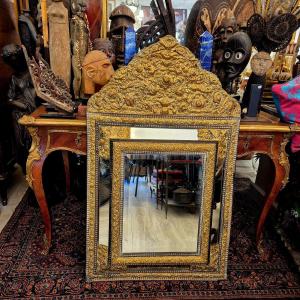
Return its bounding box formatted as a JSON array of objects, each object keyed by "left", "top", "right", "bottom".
[{"left": 26, "top": 126, "right": 41, "bottom": 188}]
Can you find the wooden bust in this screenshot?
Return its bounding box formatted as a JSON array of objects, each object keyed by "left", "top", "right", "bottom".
[{"left": 82, "top": 50, "right": 114, "bottom": 96}]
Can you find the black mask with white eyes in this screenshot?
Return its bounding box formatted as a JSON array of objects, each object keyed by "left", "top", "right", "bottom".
[{"left": 222, "top": 31, "right": 252, "bottom": 80}]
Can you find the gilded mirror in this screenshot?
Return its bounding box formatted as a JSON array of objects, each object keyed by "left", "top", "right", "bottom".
[{"left": 87, "top": 36, "right": 240, "bottom": 281}]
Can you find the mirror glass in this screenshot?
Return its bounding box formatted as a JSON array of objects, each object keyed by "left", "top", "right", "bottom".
[
  {"left": 98, "top": 158, "right": 111, "bottom": 249},
  {"left": 108, "top": 0, "right": 196, "bottom": 43},
  {"left": 122, "top": 152, "right": 204, "bottom": 254}
]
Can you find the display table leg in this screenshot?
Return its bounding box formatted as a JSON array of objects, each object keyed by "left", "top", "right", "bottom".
[
  {"left": 26, "top": 127, "right": 51, "bottom": 254},
  {"left": 256, "top": 159, "right": 286, "bottom": 242},
  {"left": 31, "top": 157, "right": 51, "bottom": 254},
  {"left": 256, "top": 136, "right": 289, "bottom": 256}
]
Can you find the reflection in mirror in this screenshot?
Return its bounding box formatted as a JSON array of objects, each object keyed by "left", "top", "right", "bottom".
[
  {"left": 98, "top": 158, "right": 110, "bottom": 249},
  {"left": 121, "top": 152, "right": 205, "bottom": 254},
  {"left": 210, "top": 166, "right": 224, "bottom": 244},
  {"left": 108, "top": 0, "right": 196, "bottom": 43}
]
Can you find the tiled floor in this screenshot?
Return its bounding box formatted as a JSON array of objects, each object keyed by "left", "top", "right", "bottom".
[
  {"left": 0, "top": 159, "right": 258, "bottom": 235},
  {"left": 0, "top": 165, "right": 28, "bottom": 233}
]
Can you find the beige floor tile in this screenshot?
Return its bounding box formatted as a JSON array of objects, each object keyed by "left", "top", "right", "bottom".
[{"left": 0, "top": 165, "right": 28, "bottom": 233}]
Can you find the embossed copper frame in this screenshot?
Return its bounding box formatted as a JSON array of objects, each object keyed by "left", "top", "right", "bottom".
[{"left": 86, "top": 36, "right": 241, "bottom": 281}]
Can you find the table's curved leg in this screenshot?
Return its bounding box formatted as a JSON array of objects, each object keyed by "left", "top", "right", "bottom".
[
  {"left": 26, "top": 127, "right": 51, "bottom": 254},
  {"left": 256, "top": 160, "right": 285, "bottom": 241},
  {"left": 256, "top": 137, "right": 290, "bottom": 244},
  {"left": 31, "top": 157, "right": 51, "bottom": 254}
]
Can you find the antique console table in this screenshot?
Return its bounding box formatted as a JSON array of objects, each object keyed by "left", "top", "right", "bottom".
[{"left": 19, "top": 106, "right": 300, "bottom": 254}]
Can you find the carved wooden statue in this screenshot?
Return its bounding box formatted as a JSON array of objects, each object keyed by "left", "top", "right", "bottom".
[
  {"left": 18, "top": 9, "right": 37, "bottom": 58},
  {"left": 48, "top": 0, "right": 71, "bottom": 87},
  {"left": 70, "top": 0, "right": 92, "bottom": 99},
  {"left": 1, "top": 44, "right": 37, "bottom": 172},
  {"left": 82, "top": 50, "right": 114, "bottom": 96},
  {"left": 109, "top": 4, "right": 135, "bottom": 67},
  {"left": 212, "top": 14, "right": 238, "bottom": 80}
]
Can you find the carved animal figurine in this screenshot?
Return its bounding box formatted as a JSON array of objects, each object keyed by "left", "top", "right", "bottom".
[
  {"left": 1, "top": 44, "right": 37, "bottom": 172},
  {"left": 70, "top": 0, "right": 92, "bottom": 99},
  {"left": 82, "top": 50, "right": 114, "bottom": 96},
  {"left": 48, "top": 0, "right": 71, "bottom": 87}
]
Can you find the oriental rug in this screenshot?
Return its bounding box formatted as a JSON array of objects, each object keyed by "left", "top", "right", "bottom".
[{"left": 0, "top": 179, "right": 300, "bottom": 299}]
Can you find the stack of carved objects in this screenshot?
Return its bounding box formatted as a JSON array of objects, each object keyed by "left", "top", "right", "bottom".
[
  {"left": 183, "top": 0, "right": 300, "bottom": 101},
  {"left": 184, "top": 1, "right": 253, "bottom": 94},
  {"left": 107, "top": 0, "right": 176, "bottom": 67},
  {"left": 242, "top": 1, "right": 300, "bottom": 109},
  {"left": 8, "top": 0, "right": 115, "bottom": 111}
]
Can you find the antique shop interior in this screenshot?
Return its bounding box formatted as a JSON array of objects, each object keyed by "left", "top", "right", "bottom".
[{"left": 1, "top": 0, "right": 300, "bottom": 298}]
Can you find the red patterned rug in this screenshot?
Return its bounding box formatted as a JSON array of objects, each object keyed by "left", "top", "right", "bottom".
[{"left": 0, "top": 180, "right": 300, "bottom": 299}]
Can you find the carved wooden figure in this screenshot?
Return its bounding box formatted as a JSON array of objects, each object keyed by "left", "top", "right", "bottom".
[
  {"left": 93, "top": 38, "right": 116, "bottom": 66},
  {"left": 109, "top": 4, "right": 135, "bottom": 67},
  {"left": 82, "top": 50, "right": 114, "bottom": 96},
  {"left": 48, "top": 0, "right": 71, "bottom": 87},
  {"left": 222, "top": 31, "right": 252, "bottom": 92},
  {"left": 1, "top": 44, "right": 36, "bottom": 173},
  {"left": 70, "top": 0, "right": 91, "bottom": 99}
]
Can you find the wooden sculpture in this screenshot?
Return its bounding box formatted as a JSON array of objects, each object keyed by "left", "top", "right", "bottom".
[
  {"left": 93, "top": 38, "right": 116, "bottom": 66},
  {"left": 184, "top": 0, "right": 254, "bottom": 55},
  {"left": 109, "top": 4, "right": 135, "bottom": 67},
  {"left": 242, "top": 2, "right": 300, "bottom": 109},
  {"left": 70, "top": 0, "right": 92, "bottom": 99},
  {"left": 23, "top": 46, "right": 76, "bottom": 113},
  {"left": 81, "top": 50, "right": 114, "bottom": 96},
  {"left": 48, "top": 0, "right": 71, "bottom": 87},
  {"left": 136, "top": 0, "right": 175, "bottom": 50},
  {"left": 1, "top": 44, "right": 36, "bottom": 172}
]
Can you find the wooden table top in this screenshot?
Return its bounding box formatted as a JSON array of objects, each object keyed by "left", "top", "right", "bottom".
[{"left": 19, "top": 106, "right": 300, "bottom": 133}]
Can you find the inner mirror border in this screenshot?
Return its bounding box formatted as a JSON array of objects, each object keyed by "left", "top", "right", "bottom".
[{"left": 108, "top": 139, "right": 217, "bottom": 267}]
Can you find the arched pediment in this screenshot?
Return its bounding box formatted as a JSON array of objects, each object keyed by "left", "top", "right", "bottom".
[{"left": 88, "top": 35, "right": 240, "bottom": 117}]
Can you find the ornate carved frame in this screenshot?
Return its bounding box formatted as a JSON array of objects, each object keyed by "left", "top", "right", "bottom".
[{"left": 86, "top": 36, "right": 241, "bottom": 281}]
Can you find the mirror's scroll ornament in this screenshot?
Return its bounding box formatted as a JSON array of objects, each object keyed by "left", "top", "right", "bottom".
[{"left": 89, "top": 36, "right": 239, "bottom": 116}]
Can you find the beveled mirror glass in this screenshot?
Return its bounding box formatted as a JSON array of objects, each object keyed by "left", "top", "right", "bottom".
[
  {"left": 122, "top": 152, "right": 204, "bottom": 254},
  {"left": 87, "top": 36, "right": 240, "bottom": 281}
]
